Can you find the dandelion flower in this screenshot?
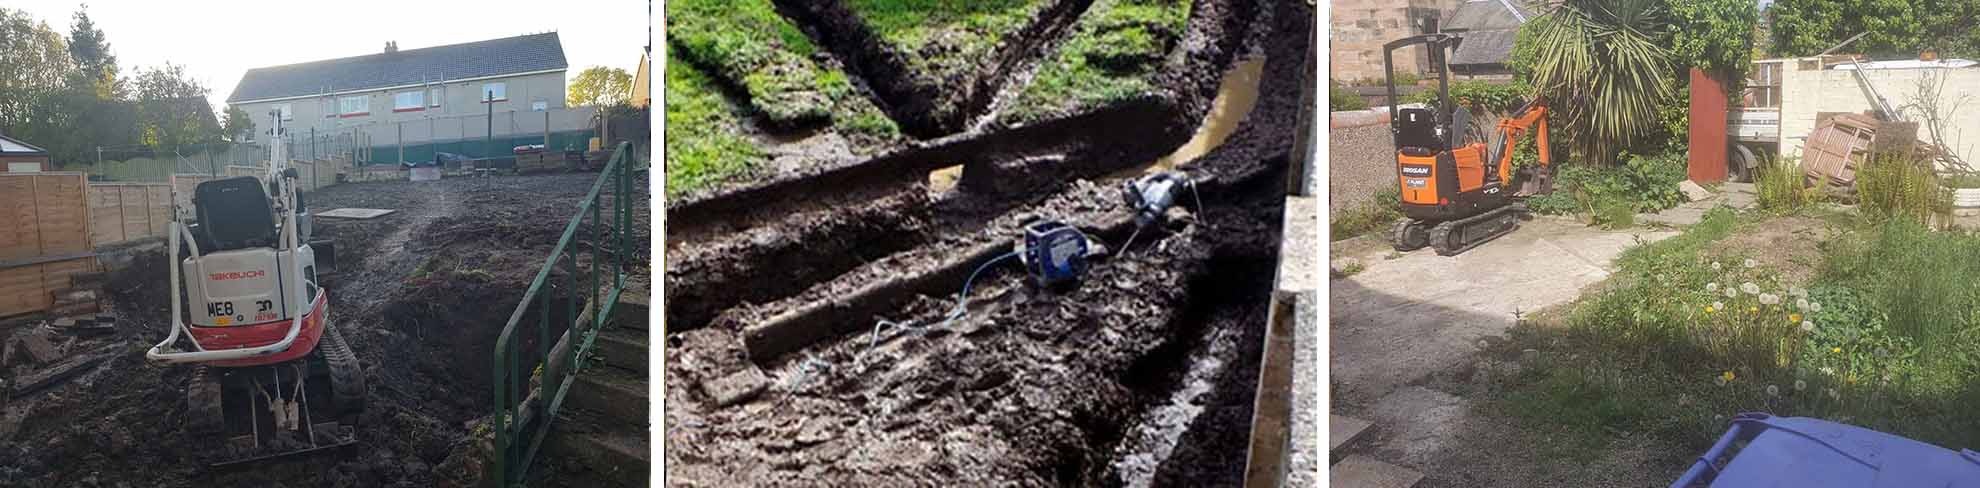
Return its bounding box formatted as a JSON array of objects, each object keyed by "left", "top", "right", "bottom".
[
  {"left": 1801, "top": 321, "right": 1815, "bottom": 332},
  {"left": 1744, "top": 258, "right": 1758, "bottom": 269},
  {"left": 1820, "top": 366, "right": 1836, "bottom": 376},
  {"left": 1749, "top": 306, "right": 1760, "bottom": 314},
  {"left": 1796, "top": 298, "right": 1809, "bottom": 310},
  {"left": 1832, "top": 346, "right": 1842, "bottom": 354},
  {"left": 1726, "top": 288, "right": 1739, "bottom": 298},
  {"left": 1712, "top": 301, "right": 1724, "bottom": 311},
  {"left": 1789, "top": 313, "right": 1802, "bottom": 323},
  {"left": 1722, "top": 370, "right": 1736, "bottom": 382},
  {"left": 1810, "top": 302, "right": 1823, "bottom": 312},
  {"left": 1706, "top": 282, "right": 1720, "bottom": 293},
  {"left": 1759, "top": 293, "right": 1780, "bottom": 305},
  {"left": 1794, "top": 379, "right": 1807, "bottom": 391},
  {"left": 1790, "top": 286, "right": 1807, "bottom": 298},
  {"left": 1766, "top": 384, "right": 1780, "bottom": 396},
  {"left": 1712, "top": 261, "right": 1723, "bottom": 271},
  {"left": 1742, "top": 282, "right": 1761, "bottom": 295}
]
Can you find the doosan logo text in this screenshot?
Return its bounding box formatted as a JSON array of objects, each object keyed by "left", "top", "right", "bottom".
[{"left": 210, "top": 270, "right": 266, "bottom": 281}]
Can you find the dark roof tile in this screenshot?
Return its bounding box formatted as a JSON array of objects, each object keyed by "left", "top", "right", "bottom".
[{"left": 227, "top": 32, "right": 567, "bottom": 103}]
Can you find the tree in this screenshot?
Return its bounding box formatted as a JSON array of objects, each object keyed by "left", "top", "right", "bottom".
[
  {"left": 1514, "top": 0, "right": 1675, "bottom": 166},
  {"left": 131, "top": 63, "right": 219, "bottom": 147},
  {"left": 67, "top": 3, "right": 117, "bottom": 99},
  {"left": 1767, "top": 0, "right": 1980, "bottom": 59},
  {"left": 0, "top": 8, "right": 74, "bottom": 132},
  {"left": 221, "top": 106, "right": 254, "bottom": 142},
  {"left": 568, "top": 66, "right": 633, "bottom": 107}
]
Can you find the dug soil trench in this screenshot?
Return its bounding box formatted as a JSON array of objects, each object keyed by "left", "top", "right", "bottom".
[
  {"left": 0, "top": 173, "right": 647, "bottom": 487},
  {"left": 664, "top": 0, "right": 1310, "bottom": 483},
  {"left": 663, "top": 0, "right": 1270, "bottom": 333}
]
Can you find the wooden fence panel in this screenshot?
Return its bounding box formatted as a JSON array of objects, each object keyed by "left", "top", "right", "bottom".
[
  {"left": 89, "top": 185, "right": 125, "bottom": 245},
  {"left": 0, "top": 264, "right": 46, "bottom": 314},
  {"left": 0, "top": 176, "right": 39, "bottom": 260},
  {"left": 30, "top": 174, "right": 88, "bottom": 255},
  {"left": 148, "top": 185, "right": 172, "bottom": 236}
]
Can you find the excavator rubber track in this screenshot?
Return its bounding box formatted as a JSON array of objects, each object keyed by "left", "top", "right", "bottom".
[
  {"left": 188, "top": 321, "right": 365, "bottom": 473},
  {"left": 1390, "top": 219, "right": 1430, "bottom": 251},
  {"left": 1428, "top": 203, "right": 1525, "bottom": 256}
]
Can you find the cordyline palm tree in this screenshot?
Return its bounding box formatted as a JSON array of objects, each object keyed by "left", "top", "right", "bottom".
[{"left": 1521, "top": 0, "right": 1675, "bottom": 167}]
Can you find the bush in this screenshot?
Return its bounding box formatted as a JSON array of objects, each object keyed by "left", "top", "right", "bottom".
[
  {"left": 1537, "top": 152, "right": 1688, "bottom": 218},
  {"left": 1397, "top": 80, "right": 1532, "bottom": 114},
  {"left": 1755, "top": 155, "right": 1820, "bottom": 213},
  {"left": 1818, "top": 218, "right": 1980, "bottom": 387},
  {"left": 1329, "top": 81, "right": 1368, "bottom": 111},
  {"left": 1855, "top": 154, "right": 1951, "bottom": 226}
]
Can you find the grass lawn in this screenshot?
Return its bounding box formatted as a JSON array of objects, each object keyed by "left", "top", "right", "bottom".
[
  {"left": 666, "top": 0, "right": 899, "bottom": 141},
  {"left": 664, "top": 52, "right": 762, "bottom": 197},
  {"left": 846, "top": 0, "right": 1050, "bottom": 86},
  {"left": 1000, "top": 0, "right": 1189, "bottom": 125},
  {"left": 1475, "top": 206, "right": 1980, "bottom": 479}
]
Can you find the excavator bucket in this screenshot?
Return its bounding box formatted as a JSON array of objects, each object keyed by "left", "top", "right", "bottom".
[{"left": 1515, "top": 170, "right": 1554, "bottom": 197}]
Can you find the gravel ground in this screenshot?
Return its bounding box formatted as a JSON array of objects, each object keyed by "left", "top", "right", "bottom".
[{"left": 1328, "top": 123, "right": 1394, "bottom": 216}]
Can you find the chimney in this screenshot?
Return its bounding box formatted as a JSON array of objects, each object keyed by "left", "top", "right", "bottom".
[{"left": 385, "top": 41, "right": 398, "bottom": 54}]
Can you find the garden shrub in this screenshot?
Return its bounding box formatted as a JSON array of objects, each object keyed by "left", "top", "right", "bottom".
[
  {"left": 1329, "top": 81, "right": 1368, "bottom": 111},
  {"left": 1755, "top": 155, "right": 1820, "bottom": 213},
  {"left": 1856, "top": 153, "right": 1951, "bottom": 226}
]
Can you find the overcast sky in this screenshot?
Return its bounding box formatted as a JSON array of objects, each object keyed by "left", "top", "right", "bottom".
[{"left": 7, "top": 0, "right": 650, "bottom": 112}]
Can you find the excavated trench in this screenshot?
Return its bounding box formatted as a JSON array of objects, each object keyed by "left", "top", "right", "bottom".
[
  {"left": 663, "top": 0, "right": 1267, "bottom": 334},
  {"left": 664, "top": 0, "right": 1309, "bottom": 483},
  {"left": 768, "top": 0, "right": 1098, "bottom": 137}
]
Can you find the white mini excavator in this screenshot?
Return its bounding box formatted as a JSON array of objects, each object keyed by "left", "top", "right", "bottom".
[{"left": 146, "top": 113, "right": 365, "bottom": 468}]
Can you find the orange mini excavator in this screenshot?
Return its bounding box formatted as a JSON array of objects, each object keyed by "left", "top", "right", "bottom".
[{"left": 1382, "top": 33, "right": 1554, "bottom": 255}]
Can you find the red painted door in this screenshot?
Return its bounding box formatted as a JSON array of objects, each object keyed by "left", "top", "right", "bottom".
[{"left": 1688, "top": 68, "right": 1729, "bottom": 183}]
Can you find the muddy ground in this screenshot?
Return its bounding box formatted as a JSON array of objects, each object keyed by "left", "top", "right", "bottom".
[
  {"left": 0, "top": 171, "right": 647, "bottom": 487},
  {"left": 663, "top": 0, "right": 1311, "bottom": 484}
]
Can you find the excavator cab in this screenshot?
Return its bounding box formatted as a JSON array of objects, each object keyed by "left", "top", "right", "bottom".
[{"left": 1382, "top": 33, "right": 1553, "bottom": 255}]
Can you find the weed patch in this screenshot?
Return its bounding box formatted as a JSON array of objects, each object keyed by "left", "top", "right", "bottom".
[
  {"left": 1332, "top": 188, "right": 1401, "bottom": 241},
  {"left": 1490, "top": 208, "right": 1980, "bottom": 463}
]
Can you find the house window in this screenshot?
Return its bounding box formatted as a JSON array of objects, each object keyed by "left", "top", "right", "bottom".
[
  {"left": 531, "top": 100, "right": 547, "bottom": 111},
  {"left": 275, "top": 103, "right": 293, "bottom": 121},
  {"left": 428, "top": 87, "right": 443, "bottom": 108},
  {"left": 394, "top": 91, "right": 424, "bottom": 112},
  {"left": 481, "top": 82, "right": 507, "bottom": 102},
  {"left": 339, "top": 96, "right": 369, "bottom": 117}
]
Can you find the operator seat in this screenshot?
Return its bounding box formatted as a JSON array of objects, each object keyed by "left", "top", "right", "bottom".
[
  {"left": 192, "top": 176, "right": 278, "bottom": 252},
  {"left": 1393, "top": 107, "right": 1443, "bottom": 156}
]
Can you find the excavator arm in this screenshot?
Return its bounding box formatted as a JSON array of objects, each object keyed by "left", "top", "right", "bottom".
[{"left": 1490, "top": 98, "right": 1553, "bottom": 196}]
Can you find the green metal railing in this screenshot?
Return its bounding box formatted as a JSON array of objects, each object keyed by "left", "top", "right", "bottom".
[{"left": 490, "top": 141, "right": 637, "bottom": 487}]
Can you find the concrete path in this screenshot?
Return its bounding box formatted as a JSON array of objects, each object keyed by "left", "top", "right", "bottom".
[{"left": 1329, "top": 217, "right": 1679, "bottom": 471}]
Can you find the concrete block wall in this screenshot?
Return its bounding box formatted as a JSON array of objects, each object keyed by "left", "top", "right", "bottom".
[{"left": 1775, "top": 60, "right": 1980, "bottom": 165}]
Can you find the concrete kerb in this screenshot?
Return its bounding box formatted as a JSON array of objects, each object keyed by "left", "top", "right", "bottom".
[{"left": 1242, "top": 193, "right": 1320, "bottom": 487}]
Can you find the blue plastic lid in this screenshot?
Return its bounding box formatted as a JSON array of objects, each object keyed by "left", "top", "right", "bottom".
[{"left": 1711, "top": 414, "right": 1980, "bottom": 487}]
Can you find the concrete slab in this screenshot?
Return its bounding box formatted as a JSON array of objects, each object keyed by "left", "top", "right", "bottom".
[
  {"left": 1331, "top": 415, "right": 1373, "bottom": 450},
  {"left": 1331, "top": 218, "right": 1676, "bottom": 402},
  {"left": 1330, "top": 455, "right": 1424, "bottom": 488},
  {"left": 316, "top": 208, "right": 396, "bottom": 219},
  {"left": 1367, "top": 386, "right": 1468, "bottom": 466}
]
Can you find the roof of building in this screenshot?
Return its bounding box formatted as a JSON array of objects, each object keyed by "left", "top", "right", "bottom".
[
  {"left": 1451, "top": 29, "right": 1519, "bottom": 66},
  {"left": 1446, "top": 0, "right": 1535, "bottom": 31},
  {"left": 0, "top": 133, "right": 47, "bottom": 155},
  {"left": 227, "top": 32, "right": 568, "bottom": 104}
]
